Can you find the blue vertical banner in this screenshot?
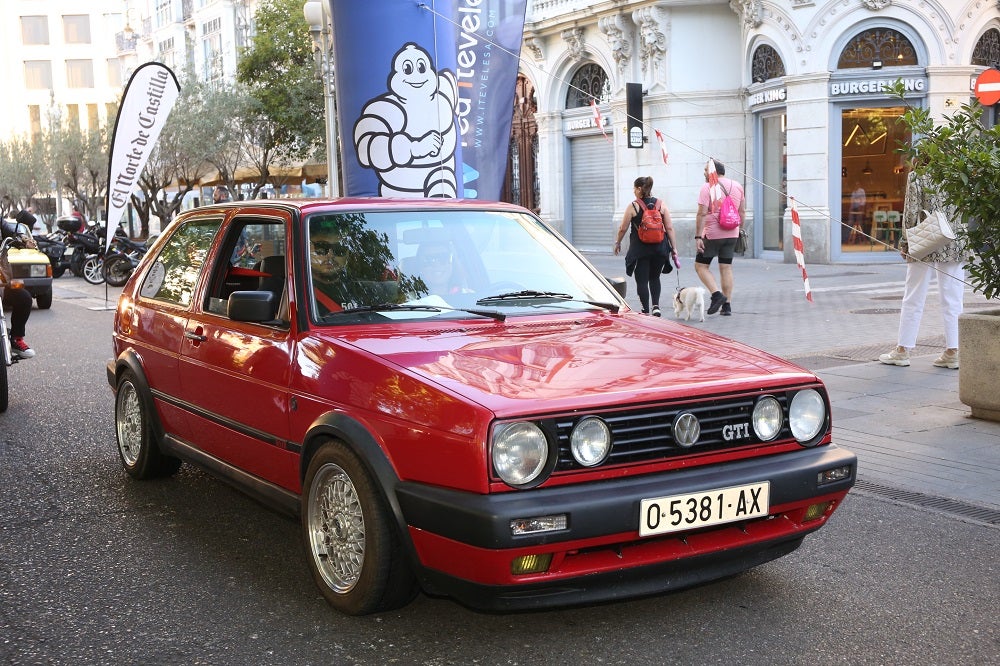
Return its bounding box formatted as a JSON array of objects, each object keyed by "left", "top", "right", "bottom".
[{"left": 330, "top": 0, "right": 526, "bottom": 200}]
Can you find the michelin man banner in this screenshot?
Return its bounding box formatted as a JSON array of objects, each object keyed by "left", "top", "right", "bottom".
[{"left": 330, "top": 0, "right": 526, "bottom": 200}]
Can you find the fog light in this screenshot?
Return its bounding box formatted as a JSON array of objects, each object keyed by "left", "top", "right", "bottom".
[
  {"left": 803, "top": 501, "right": 832, "bottom": 522},
  {"left": 511, "top": 553, "right": 552, "bottom": 575},
  {"left": 818, "top": 465, "right": 852, "bottom": 485},
  {"left": 510, "top": 514, "right": 568, "bottom": 536}
]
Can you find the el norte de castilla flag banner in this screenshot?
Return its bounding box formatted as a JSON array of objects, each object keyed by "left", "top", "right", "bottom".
[
  {"left": 330, "top": 0, "right": 526, "bottom": 200},
  {"left": 105, "top": 62, "right": 180, "bottom": 253}
]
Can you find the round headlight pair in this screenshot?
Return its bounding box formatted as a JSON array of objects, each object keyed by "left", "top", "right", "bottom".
[
  {"left": 753, "top": 389, "right": 826, "bottom": 444},
  {"left": 492, "top": 417, "right": 613, "bottom": 487}
]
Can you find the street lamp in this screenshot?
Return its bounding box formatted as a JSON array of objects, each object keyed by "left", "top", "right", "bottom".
[{"left": 303, "top": 0, "right": 340, "bottom": 197}]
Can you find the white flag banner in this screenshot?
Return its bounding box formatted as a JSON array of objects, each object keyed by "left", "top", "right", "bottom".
[{"left": 105, "top": 62, "right": 180, "bottom": 253}]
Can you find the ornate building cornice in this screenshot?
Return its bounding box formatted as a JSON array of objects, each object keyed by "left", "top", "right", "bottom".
[
  {"left": 730, "top": 0, "right": 763, "bottom": 30},
  {"left": 561, "top": 27, "right": 586, "bottom": 62},
  {"left": 598, "top": 14, "right": 633, "bottom": 77},
  {"left": 632, "top": 5, "right": 668, "bottom": 75}
]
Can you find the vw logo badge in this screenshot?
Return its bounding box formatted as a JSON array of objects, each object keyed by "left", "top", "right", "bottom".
[{"left": 673, "top": 412, "right": 701, "bottom": 447}]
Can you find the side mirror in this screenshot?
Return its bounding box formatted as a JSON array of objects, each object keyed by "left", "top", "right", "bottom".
[
  {"left": 607, "top": 276, "right": 627, "bottom": 299},
  {"left": 228, "top": 290, "right": 276, "bottom": 322}
]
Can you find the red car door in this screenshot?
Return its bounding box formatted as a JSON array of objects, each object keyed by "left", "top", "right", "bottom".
[{"left": 176, "top": 215, "right": 298, "bottom": 491}]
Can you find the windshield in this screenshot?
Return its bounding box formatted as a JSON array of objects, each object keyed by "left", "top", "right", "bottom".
[{"left": 306, "top": 208, "right": 621, "bottom": 323}]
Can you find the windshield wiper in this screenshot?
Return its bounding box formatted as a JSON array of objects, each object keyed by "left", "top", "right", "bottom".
[
  {"left": 476, "top": 290, "right": 619, "bottom": 313},
  {"left": 329, "top": 302, "right": 506, "bottom": 321}
]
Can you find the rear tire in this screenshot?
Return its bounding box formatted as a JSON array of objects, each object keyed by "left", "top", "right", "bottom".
[
  {"left": 35, "top": 292, "right": 52, "bottom": 310},
  {"left": 302, "top": 441, "right": 417, "bottom": 615},
  {"left": 115, "top": 370, "right": 180, "bottom": 478},
  {"left": 83, "top": 255, "right": 105, "bottom": 285}
]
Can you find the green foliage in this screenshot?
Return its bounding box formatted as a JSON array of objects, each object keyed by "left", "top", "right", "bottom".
[
  {"left": 891, "top": 80, "right": 1000, "bottom": 299},
  {"left": 236, "top": 0, "right": 324, "bottom": 160}
]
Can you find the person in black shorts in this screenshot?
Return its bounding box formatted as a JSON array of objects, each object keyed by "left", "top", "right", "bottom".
[{"left": 694, "top": 160, "right": 745, "bottom": 316}]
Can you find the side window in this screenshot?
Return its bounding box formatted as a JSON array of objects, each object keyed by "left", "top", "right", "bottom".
[
  {"left": 204, "top": 219, "right": 287, "bottom": 318},
  {"left": 139, "top": 218, "right": 222, "bottom": 306}
]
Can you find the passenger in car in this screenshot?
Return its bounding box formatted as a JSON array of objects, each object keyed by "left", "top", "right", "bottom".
[{"left": 414, "top": 241, "right": 469, "bottom": 299}]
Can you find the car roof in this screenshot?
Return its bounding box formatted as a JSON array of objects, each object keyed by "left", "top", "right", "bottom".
[
  {"left": 181, "top": 197, "right": 531, "bottom": 218},
  {"left": 186, "top": 197, "right": 528, "bottom": 212}
]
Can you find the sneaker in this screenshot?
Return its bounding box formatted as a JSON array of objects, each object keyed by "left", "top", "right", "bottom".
[
  {"left": 932, "top": 349, "right": 959, "bottom": 369},
  {"left": 878, "top": 347, "right": 910, "bottom": 367},
  {"left": 651, "top": 306, "right": 661, "bottom": 317},
  {"left": 11, "top": 336, "right": 35, "bottom": 359},
  {"left": 707, "top": 291, "right": 727, "bottom": 315},
  {"left": 720, "top": 302, "right": 732, "bottom": 316}
]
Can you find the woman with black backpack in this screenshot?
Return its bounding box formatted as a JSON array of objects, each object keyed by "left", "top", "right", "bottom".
[{"left": 613, "top": 175, "right": 678, "bottom": 316}]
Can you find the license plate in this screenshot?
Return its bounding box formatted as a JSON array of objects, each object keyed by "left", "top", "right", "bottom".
[{"left": 639, "top": 482, "right": 770, "bottom": 537}]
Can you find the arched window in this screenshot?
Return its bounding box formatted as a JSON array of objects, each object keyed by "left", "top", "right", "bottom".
[
  {"left": 751, "top": 45, "right": 786, "bottom": 83},
  {"left": 565, "top": 63, "right": 611, "bottom": 109},
  {"left": 972, "top": 28, "right": 1000, "bottom": 68},
  {"left": 837, "top": 28, "right": 917, "bottom": 69}
]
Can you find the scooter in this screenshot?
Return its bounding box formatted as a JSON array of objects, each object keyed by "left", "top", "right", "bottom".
[
  {"left": 32, "top": 229, "right": 71, "bottom": 278},
  {"left": 102, "top": 236, "right": 148, "bottom": 287}
]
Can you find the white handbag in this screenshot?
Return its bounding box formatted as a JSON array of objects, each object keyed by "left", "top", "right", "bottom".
[{"left": 904, "top": 209, "right": 955, "bottom": 260}]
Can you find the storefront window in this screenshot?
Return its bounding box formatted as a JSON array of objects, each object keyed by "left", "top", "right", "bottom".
[
  {"left": 840, "top": 107, "right": 910, "bottom": 253},
  {"left": 760, "top": 113, "right": 786, "bottom": 252}
]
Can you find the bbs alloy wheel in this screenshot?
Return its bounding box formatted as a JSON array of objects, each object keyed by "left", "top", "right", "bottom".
[{"left": 302, "top": 442, "right": 416, "bottom": 615}]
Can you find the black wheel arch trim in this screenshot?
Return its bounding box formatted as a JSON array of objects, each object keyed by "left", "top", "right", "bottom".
[
  {"left": 108, "top": 350, "right": 165, "bottom": 443},
  {"left": 301, "top": 412, "right": 422, "bottom": 568}
]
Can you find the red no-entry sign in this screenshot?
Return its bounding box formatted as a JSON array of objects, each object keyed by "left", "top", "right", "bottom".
[{"left": 974, "top": 68, "right": 1000, "bottom": 106}]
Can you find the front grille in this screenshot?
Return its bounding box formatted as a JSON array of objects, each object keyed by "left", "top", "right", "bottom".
[{"left": 553, "top": 391, "right": 804, "bottom": 471}]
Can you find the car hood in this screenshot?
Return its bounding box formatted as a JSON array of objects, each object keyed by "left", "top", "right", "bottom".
[
  {"left": 335, "top": 313, "right": 818, "bottom": 417},
  {"left": 7, "top": 248, "right": 50, "bottom": 264}
]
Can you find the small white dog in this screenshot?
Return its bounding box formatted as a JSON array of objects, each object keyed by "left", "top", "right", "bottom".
[{"left": 673, "top": 287, "right": 707, "bottom": 322}]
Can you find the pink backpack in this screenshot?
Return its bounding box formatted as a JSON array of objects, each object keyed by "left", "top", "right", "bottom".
[{"left": 717, "top": 182, "right": 741, "bottom": 230}]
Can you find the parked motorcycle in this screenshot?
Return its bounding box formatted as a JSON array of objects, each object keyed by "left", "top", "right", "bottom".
[
  {"left": 61, "top": 218, "right": 104, "bottom": 279},
  {"left": 102, "top": 236, "right": 148, "bottom": 287},
  {"left": 32, "top": 228, "right": 72, "bottom": 278}
]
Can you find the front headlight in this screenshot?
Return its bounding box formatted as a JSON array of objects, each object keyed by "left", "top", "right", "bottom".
[
  {"left": 789, "top": 389, "right": 826, "bottom": 444},
  {"left": 29, "top": 264, "right": 47, "bottom": 278},
  {"left": 570, "top": 416, "right": 611, "bottom": 467},
  {"left": 491, "top": 422, "right": 549, "bottom": 487},
  {"left": 752, "top": 395, "right": 783, "bottom": 441}
]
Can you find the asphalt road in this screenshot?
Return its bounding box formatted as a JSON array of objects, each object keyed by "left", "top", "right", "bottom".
[{"left": 0, "top": 276, "right": 997, "bottom": 665}]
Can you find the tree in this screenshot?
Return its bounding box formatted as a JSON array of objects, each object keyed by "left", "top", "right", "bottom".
[
  {"left": 893, "top": 81, "right": 1000, "bottom": 299},
  {"left": 236, "top": 0, "right": 325, "bottom": 196},
  {"left": 0, "top": 135, "right": 49, "bottom": 221}
]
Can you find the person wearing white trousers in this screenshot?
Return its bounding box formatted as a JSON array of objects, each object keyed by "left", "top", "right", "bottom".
[{"left": 879, "top": 171, "right": 969, "bottom": 369}]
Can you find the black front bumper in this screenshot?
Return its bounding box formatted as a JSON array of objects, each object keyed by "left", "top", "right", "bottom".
[{"left": 396, "top": 444, "right": 856, "bottom": 549}]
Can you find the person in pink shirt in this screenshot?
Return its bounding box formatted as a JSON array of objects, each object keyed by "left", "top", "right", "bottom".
[{"left": 694, "top": 159, "right": 745, "bottom": 316}]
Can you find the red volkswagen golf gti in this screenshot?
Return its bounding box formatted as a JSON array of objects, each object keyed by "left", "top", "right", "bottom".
[{"left": 108, "top": 198, "right": 855, "bottom": 615}]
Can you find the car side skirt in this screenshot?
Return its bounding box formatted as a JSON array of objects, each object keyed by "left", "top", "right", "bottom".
[{"left": 160, "top": 434, "right": 300, "bottom": 517}]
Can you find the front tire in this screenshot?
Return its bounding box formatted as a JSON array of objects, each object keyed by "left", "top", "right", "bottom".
[
  {"left": 302, "top": 441, "right": 417, "bottom": 615},
  {"left": 115, "top": 370, "right": 180, "bottom": 478},
  {"left": 0, "top": 353, "right": 8, "bottom": 413}
]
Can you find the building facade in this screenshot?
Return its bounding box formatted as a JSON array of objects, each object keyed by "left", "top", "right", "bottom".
[{"left": 521, "top": 0, "right": 1000, "bottom": 263}]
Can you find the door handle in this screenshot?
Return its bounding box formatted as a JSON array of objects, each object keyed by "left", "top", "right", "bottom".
[{"left": 184, "top": 330, "right": 207, "bottom": 342}]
